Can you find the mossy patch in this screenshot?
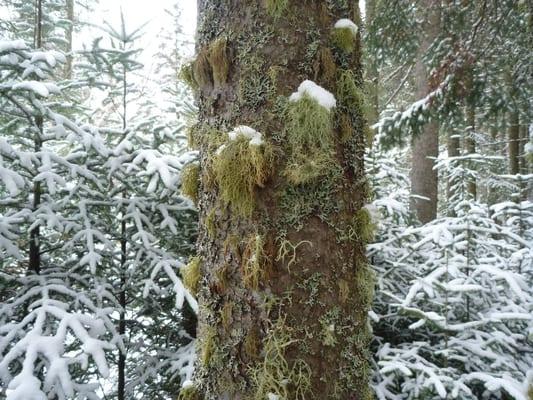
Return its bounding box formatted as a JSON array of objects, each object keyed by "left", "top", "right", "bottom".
[
  {"left": 182, "top": 256, "right": 201, "bottom": 296},
  {"left": 338, "top": 279, "right": 349, "bottom": 304},
  {"left": 332, "top": 26, "right": 356, "bottom": 53},
  {"left": 337, "top": 70, "right": 365, "bottom": 114},
  {"left": 199, "top": 325, "right": 217, "bottom": 366},
  {"left": 179, "top": 61, "right": 197, "bottom": 91},
  {"left": 242, "top": 233, "right": 267, "bottom": 290},
  {"left": 178, "top": 384, "right": 201, "bottom": 400},
  {"left": 220, "top": 301, "right": 234, "bottom": 331},
  {"left": 313, "top": 47, "right": 336, "bottom": 86},
  {"left": 181, "top": 163, "right": 200, "bottom": 204},
  {"left": 192, "top": 48, "right": 212, "bottom": 88},
  {"left": 353, "top": 208, "right": 376, "bottom": 243},
  {"left": 214, "top": 263, "right": 229, "bottom": 293},
  {"left": 205, "top": 208, "right": 216, "bottom": 238},
  {"left": 213, "top": 135, "right": 273, "bottom": 217},
  {"left": 244, "top": 328, "right": 261, "bottom": 359},
  {"left": 208, "top": 37, "right": 230, "bottom": 87},
  {"left": 265, "top": 0, "right": 289, "bottom": 19},
  {"left": 284, "top": 95, "right": 335, "bottom": 185},
  {"left": 249, "top": 320, "right": 312, "bottom": 400}
]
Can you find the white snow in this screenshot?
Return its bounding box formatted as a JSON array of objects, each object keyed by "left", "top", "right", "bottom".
[
  {"left": 227, "top": 125, "right": 264, "bottom": 146},
  {"left": 334, "top": 18, "right": 358, "bottom": 35},
  {"left": 0, "top": 39, "right": 27, "bottom": 53},
  {"left": 289, "top": 80, "right": 336, "bottom": 110},
  {"left": 12, "top": 81, "right": 51, "bottom": 97}
]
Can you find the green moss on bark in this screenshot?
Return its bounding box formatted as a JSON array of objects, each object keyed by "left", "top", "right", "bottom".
[
  {"left": 242, "top": 233, "right": 267, "bottom": 290},
  {"left": 265, "top": 0, "right": 289, "bottom": 19},
  {"left": 213, "top": 135, "right": 273, "bottom": 217},
  {"left": 178, "top": 385, "right": 202, "bottom": 400},
  {"left": 182, "top": 256, "right": 201, "bottom": 296},
  {"left": 284, "top": 95, "right": 335, "bottom": 184},
  {"left": 181, "top": 163, "right": 200, "bottom": 204},
  {"left": 208, "top": 37, "right": 230, "bottom": 87},
  {"left": 332, "top": 26, "right": 356, "bottom": 53},
  {"left": 249, "top": 320, "right": 312, "bottom": 400}
]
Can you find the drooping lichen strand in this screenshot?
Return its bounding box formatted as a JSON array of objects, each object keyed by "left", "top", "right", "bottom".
[
  {"left": 242, "top": 233, "right": 267, "bottom": 289},
  {"left": 284, "top": 95, "right": 335, "bottom": 184},
  {"left": 332, "top": 26, "right": 356, "bottom": 53},
  {"left": 181, "top": 163, "right": 200, "bottom": 204},
  {"left": 199, "top": 325, "right": 216, "bottom": 366},
  {"left": 192, "top": 49, "right": 212, "bottom": 88},
  {"left": 266, "top": 0, "right": 289, "bottom": 19},
  {"left": 178, "top": 385, "right": 202, "bottom": 400},
  {"left": 182, "top": 256, "right": 201, "bottom": 296},
  {"left": 353, "top": 208, "right": 376, "bottom": 243},
  {"left": 213, "top": 136, "right": 272, "bottom": 217},
  {"left": 179, "top": 61, "right": 197, "bottom": 91},
  {"left": 250, "top": 320, "right": 312, "bottom": 400},
  {"left": 208, "top": 37, "right": 230, "bottom": 87},
  {"left": 337, "top": 70, "right": 374, "bottom": 147}
]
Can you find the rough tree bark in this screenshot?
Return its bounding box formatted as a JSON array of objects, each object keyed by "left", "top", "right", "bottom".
[
  {"left": 409, "top": 0, "right": 440, "bottom": 223},
  {"left": 182, "top": 1, "right": 374, "bottom": 399}
]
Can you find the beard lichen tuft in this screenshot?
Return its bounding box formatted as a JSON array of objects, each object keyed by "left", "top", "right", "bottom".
[
  {"left": 192, "top": 48, "right": 213, "bottom": 88},
  {"left": 284, "top": 95, "right": 335, "bottom": 185},
  {"left": 182, "top": 256, "right": 201, "bottom": 296},
  {"left": 213, "top": 135, "right": 272, "bottom": 217},
  {"left": 242, "top": 233, "right": 268, "bottom": 290},
  {"left": 208, "top": 37, "right": 230, "bottom": 87},
  {"left": 179, "top": 60, "right": 198, "bottom": 91},
  {"left": 199, "top": 325, "right": 217, "bottom": 366},
  {"left": 249, "top": 319, "right": 312, "bottom": 400},
  {"left": 181, "top": 163, "right": 200, "bottom": 204},
  {"left": 353, "top": 207, "right": 376, "bottom": 243},
  {"left": 331, "top": 26, "right": 356, "bottom": 53},
  {"left": 265, "top": 0, "right": 289, "bottom": 19},
  {"left": 178, "top": 385, "right": 202, "bottom": 400}
]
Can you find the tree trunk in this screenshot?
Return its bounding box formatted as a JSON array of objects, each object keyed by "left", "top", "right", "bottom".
[
  {"left": 446, "top": 129, "right": 460, "bottom": 216},
  {"left": 508, "top": 111, "right": 520, "bottom": 175},
  {"left": 65, "top": 0, "right": 74, "bottom": 78},
  {"left": 188, "top": 1, "right": 373, "bottom": 399},
  {"left": 409, "top": 0, "right": 440, "bottom": 223},
  {"left": 365, "top": 0, "right": 379, "bottom": 126},
  {"left": 465, "top": 104, "right": 476, "bottom": 199},
  {"left": 29, "top": 0, "right": 43, "bottom": 275}
]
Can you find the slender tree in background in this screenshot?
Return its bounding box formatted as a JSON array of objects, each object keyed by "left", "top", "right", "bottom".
[
  {"left": 181, "top": 1, "right": 374, "bottom": 398},
  {"left": 409, "top": 0, "right": 440, "bottom": 223}
]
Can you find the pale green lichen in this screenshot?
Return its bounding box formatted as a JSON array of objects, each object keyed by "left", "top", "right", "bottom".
[
  {"left": 332, "top": 26, "right": 356, "bottom": 53},
  {"left": 353, "top": 208, "right": 376, "bottom": 243},
  {"left": 199, "top": 325, "right": 217, "bottom": 366},
  {"left": 249, "top": 320, "right": 312, "bottom": 400},
  {"left": 242, "top": 233, "right": 267, "bottom": 290},
  {"left": 177, "top": 384, "right": 201, "bottom": 400},
  {"left": 266, "top": 0, "right": 289, "bottom": 19},
  {"left": 208, "top": 36, "right": 230, "bottom": 87},
  {"left": 220, "top": 301, "right": 234, "bottom": 331},
  {"left": 182, "top": 256, "right": 201, "bottom": 296},
  {"left": 213, "top": 135, "right": 272, "bottom": 217},
  {"left": 284, "top": 95, "right": 335, "bottom": 184},
  {"left": 181, "top": 163, "right": 200, "bottom": 204},
  {"left": 192, "top": 48, "right": 212, "bottom": 88},
  {"left": 179, "top": 61, "right": 197, "bottom": 91},
  {"left": 205, "top": 208, "right": 216, "bottom": 238}
]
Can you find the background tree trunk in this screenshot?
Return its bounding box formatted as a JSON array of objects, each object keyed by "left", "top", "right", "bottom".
[
  {"left": 409, "top": 0, "right": 440, "bottom": 223},
  {"left": 64, "top": 0, "right": 74, "bottom": 79},
  {"left": 465, "top": 104, "right": 477, "bottom": 199},
  {"left": 508, "top": 111, "right": 520, "bottom": 175},
  {"left": 189, "top": 1, "right": 373, "bottom": 399}
]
